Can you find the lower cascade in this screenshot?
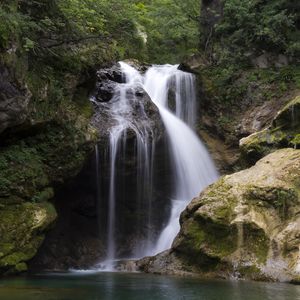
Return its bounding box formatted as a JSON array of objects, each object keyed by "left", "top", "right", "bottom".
[{"left": 94, "top": 62, "right": 219, "bottom": 270}]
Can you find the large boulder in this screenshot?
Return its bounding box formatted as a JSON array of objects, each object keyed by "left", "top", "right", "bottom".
[
  {"left": 0, "top": 202, "right": 57, "bottom": 275},
  {"left": 139, "top": 149, "right": 300, "bottom": 282}
]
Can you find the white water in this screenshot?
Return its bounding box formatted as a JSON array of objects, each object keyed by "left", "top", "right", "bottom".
[
  {"left": 143, "top": 65, "right": 218, "bottom": 253},
  {"left": 97, "top": 62, "right": 218, "bottom": 269},
  {"left": 97, "top": 62, "right": 156, "bottom": 270}
]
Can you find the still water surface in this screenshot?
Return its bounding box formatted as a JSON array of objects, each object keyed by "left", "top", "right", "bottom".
[{"left": 0, "top": 272, "right": 300, "bottom": 300}]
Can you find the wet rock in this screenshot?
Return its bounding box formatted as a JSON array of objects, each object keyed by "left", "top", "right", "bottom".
[
  {"left": 92, "top": 63, "right": 164, "bottom": 140},
  {"left": 94, "top": 64, "right": 123, "bottom": 103},
  {"left": 95, "top": 80, "right": 117, "bottom": 103},
  {"left": 96, "top": 64, "right": 123, "bottom": 83}
]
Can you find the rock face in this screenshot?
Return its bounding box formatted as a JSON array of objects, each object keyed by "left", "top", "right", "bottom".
[
  {"left": 0, "top": 64, "right": 31, "bottom": 134},
  {"left": 95, "top": 64, "right": 123, "bottom": 103},
  {"left": 0, "top": 202, "right": 57, "bottom": 275},
  {"left": 139, "top": 149, "right": 300, "bottom": 282},
  {"left": 0, "top": 49, "right": 98, "bottom": 275},
  {"left": 92, "top": 62, "right": 164, "bottom": 139},
  {"left": 240, "top": 95, "right": 300, "bottom": 164},
  {"left": 29, "top": 156, "right": 105, "bottom": 271}
]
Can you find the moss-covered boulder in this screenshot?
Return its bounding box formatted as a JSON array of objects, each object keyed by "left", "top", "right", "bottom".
[
  {"left": 240, "top": 95, "right": 300, "bottom": 163},
  {"left": 139, "top": 148, "right": 300, "bottom": 282},
  {"left": 0, "top": 202, "right": 57, "bottom": 275}
]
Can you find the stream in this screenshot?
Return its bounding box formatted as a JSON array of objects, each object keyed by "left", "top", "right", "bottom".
[{"left": 1, "top": 272, "right": 300, "bottom": 300}]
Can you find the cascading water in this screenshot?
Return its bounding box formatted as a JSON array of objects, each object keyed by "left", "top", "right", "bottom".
[
  {"left": 143, "top": 65, "right": 219, "bottom": 253},
  {"left": 95, "top": 62, "right": 218, "bottom": 270},
  {"left": 96, "top": 63, "right": 157, "bottom": 270}
]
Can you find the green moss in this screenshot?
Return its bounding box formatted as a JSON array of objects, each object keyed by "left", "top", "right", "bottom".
[
  {"left": 178, "top": 220, "right": 226, "bottom": 271},
  {"left": 32, "top": 188, "right": 54, "bottom": 203},
  {"left": 0, "top": 145, "right": 49, "bottom": 201},
  {"left": 186, "top": 221, "right": 206, "bottom": 249},
  {"left": 200, "top": 179, "right": 236, "bottom": 224},
  {"left": 240, "top": 94, "right": 300, "bottom": 163},
  {"left": 184, "top": 218, "right": 237, "bottom": 261},
  {"left": 0, "top": 243, "right": 14, "bottom": 258},
  {"left": 240, "top": 126, "right": 300, "bottom": 163},
  {"left": 1, "top": 252, "right": 30, "bottom": 267},
  {"left": 0, "top": 202, "right": 56, "bottom": 273},
  {"left": 274, "top": 95, "right": 300, "bottom": 129},
  {"left": 15, "top": 262, "right": 28, "bottom": 272},
  {"left": 26, "top": 68, "right": 65, "bottom": 123},
  {"left": 238, "top": 265, "right": 262, "bottom": 279},
  {"left": 292, "top": 134, "right": 300, "bottom": 148},
  {"left": 73, "top": 87, "right": 94, "bottom": 119},
  {"left": 246, "top": 186, "right": 298, "bottom": 219},
  {"left": 243, "top": 223, "right": 269, "bottom": 264},
  {"left": 25, "top": 123, "right": 92, "bottom": 181},
  {"left": 0, "top": 118, "right": 95, "bottom": 206}
]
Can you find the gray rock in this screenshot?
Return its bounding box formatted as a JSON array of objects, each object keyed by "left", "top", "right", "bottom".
[
  {"left": 96, "top": 64, "right": 123, "bottom": 83},
  {"left": 95, "top": 80, "right": 117, "bottom": 102},
  {"left": 92, "top": 63, "right": 164, "bottom": 139},
  {"left": 0, "top": 65, "right": 31, "bottom": 134}
]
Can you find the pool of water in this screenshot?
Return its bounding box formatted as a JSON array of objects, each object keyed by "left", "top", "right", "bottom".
[{"left": 0, "top": 272, "right": 300, "bottom": 300}]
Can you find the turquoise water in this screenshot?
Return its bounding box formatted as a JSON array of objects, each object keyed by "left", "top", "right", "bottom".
[{"left": 0, "top": 272, "right": 300, "bottom": 300}]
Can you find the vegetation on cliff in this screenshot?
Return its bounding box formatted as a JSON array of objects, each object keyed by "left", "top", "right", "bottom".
[{"left": 189, "top": 0, "right": 300, "bottom": 172}]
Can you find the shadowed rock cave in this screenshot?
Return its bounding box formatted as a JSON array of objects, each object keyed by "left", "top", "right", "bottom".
[{"left": 29, "top": 135, "right": 173, "bottom": 271}]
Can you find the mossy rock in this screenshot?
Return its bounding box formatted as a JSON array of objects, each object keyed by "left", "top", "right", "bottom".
[
  {"left": 168, "top": 149, "right": 300, "bottom": 281},
  {"left": 240, "top": 95, "right": 300, "bottom": 163},
  {"left": 273, "top": 95, "right": 300, "bottom": 129},
  {"left": 0, "top": 144, "right": 49, "bottom": 202},
  {"left": 0, "top": 202, "right": 57, "bottom": 275},
  {"left": 0, "top": 120, "right": 96, "bottom": 206}
]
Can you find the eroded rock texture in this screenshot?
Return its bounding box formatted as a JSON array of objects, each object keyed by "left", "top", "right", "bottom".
[{"left": 139, "top": 149, "right": 300, "bottom": 282}]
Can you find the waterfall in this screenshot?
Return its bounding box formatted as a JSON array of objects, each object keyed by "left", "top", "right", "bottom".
[
  {"left": 106, "top": 129, "right": 120, "bottom": 270},
  {"left": 143, "top": 65, "right": 219, "bottom": 253},
  {"left": 96, "top": 62, "right": 218, "bottom": 270},
  {"left": 97, "top": 63, "right": 157, "bottom": 270}
]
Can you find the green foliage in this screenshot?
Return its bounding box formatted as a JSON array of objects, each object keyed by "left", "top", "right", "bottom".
[
  {"left": 201, "top": 65, "right": 300, "bottom": 105},
  {"left": 134, "top": 0, "right": 200, "bottom": 63},
  {"left": 0, "top": 0, "right": 146, "bottom": 70},
  {"left": 0, "top": 145, "right": 49, "bottom": 201},
  {"left": 0, "top": 0, "right": 200, "bottom": 64},
  {"left": 0, "top": 2, "right": 34, "bottom": 49},
  {"left": 214, "top": 0, "right": 300, "bottom": 63}
]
